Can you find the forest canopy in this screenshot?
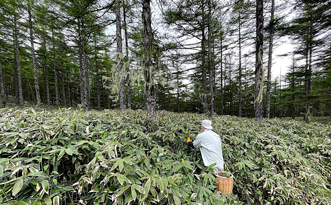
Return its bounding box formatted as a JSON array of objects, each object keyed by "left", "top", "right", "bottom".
[{"left": 0, "top": 0, "right": 330, "bottom": 121}]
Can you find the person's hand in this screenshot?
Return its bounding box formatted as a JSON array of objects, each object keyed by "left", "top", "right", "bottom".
[{"left": 187, "top": 136, "right": 194, "bottom": 149}]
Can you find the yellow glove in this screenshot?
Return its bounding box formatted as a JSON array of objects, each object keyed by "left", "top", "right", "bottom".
[{"left": 186, "top": 136, "right": 191, "bottom": 143}]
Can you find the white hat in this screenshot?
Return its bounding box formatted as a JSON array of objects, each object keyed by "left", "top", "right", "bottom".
[{"left": 201, "top": 120, "right": 213, "bottom": 129}]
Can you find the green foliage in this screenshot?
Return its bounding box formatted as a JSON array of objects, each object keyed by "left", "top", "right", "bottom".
[{"left": 0, "top": 107, "right": 330, "bottom": 204}]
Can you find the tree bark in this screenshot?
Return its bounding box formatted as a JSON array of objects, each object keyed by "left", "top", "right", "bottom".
[
  {"left": 116, "top": 0, "right": 126, "bottom": 111},
  {"left": 94, "top": 35, "right": 101, "bottom": 110},
  {"left": 255, "top": 0, "right": 264, "bottom": 123},
  {"left": 266, "top": 0, "right": 275, "bottom": 119},
  {"left": 43, "top": 34, "right": 50, "bottom": 106},
  {"left": 84, "top": 45, "right": 90, "bottom": 110},
  {"left": 123, "top": 0, "right": 131, "bottom": 109},
  {"left": 229, "top": 61, "right": 232, "bottom": 115},
  {"left": 28, "top": 3, "right": 41, "bottom": 107},
  {"left": 208, "top": 0, "right": 214, "bottom": 117},
  {"left": 52, "top": 30, "right": 59, "bottom": 106},
  {"left": 220, "top": 39, "right": 224, "bottom": 115},
  {"left": 67, "top": 71, "right": 72, "bottom": 107},
  {"left": 61, "top": 68, "right": 66, "bottom": 107},
  {"left": 201, "top": 1, "right": 207, "bottom": 114},
  {"left": 14, "top": 16, "right": 24, "bottom": 107},
  {"left": 78, "top": 18, "right": 88, "bottom": 111},
  {"left": 0, "top": 53, "right": 6, "bottom": 107},
  {"left": 142, "top": 0, "right": 156, "bottom": 118},
  {"left": 238, "top": 12, "right": 242, "bottom": 117},
  {"left": 304, "top": 39, "right": 312, "bottom": 123}
]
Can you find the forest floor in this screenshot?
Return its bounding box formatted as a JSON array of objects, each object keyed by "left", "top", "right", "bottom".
[{"left": 0, "top": 107, "right": 330, "bottom": 204}]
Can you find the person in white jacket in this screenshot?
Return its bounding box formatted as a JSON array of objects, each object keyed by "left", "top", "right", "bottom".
[{"left": 187, "top": 120, "right": 224, "bottom": 172}]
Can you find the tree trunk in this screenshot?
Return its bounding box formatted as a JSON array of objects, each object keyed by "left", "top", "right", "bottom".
[
  {"left": 255, "top": 0, "right": 264, "bottom": 123},
  {"left": 43, "top": 35, "right": 50, "bottom": 106},
  {"left": 273, "top": 81, "right": 276, "bottom": 117},
  {"left": 238, "top": 12, "right": 242, "bottom": 117},
  {"left": 208, "top": 0, "right": 214, "bottom": 117},
  {"left": 61, "top": 68, "right": 66, "bottom": 107},
  {"left": 220, "top": 39, "right": 224, "bottom": 115},
  {"left": 28, "top": 3, "right": 41, "bottom": 107},
  {"left": 291, "top": 57, "right": 295, "bottom": 120},
  {"left": 14, "top": 16, "right": 24, "bottom": 107},
  {"left": 116, "top": 0, "right": 126, "bottom": 111},
  {"left": 173, "top": 60, "right": 180, "bottom": 112},
  {"left": 78, "top": 18, "right": 88, "bottom": 111},
  {"left": 0, "top": 53, "right": 6, "bottom": 107},
  {"left": 52, "top": 30, "right": 59, "bottom": 106},
  {"left": 229, "top": 63, "right": 232, "bottom": 115},
  {"left": 94, "top": 36, "right": 101, "bottom": 110},
  {"left": 266, "top": 0, "right": 275, "bottom": 119},
  {"left": 201, "top": 2, "right": 207, "bottom": 114},
  {"left": 123, "top": 0, "right": 131, "bottom": 109},
  {"left": 84, "top": 49, "right": 90, "bottom": 110},
  {"left": 305, "top": 40, "right": 312, "bottom": 123},
  {"left": 142, "top": 0, "right": 156, "bottom": 118}
]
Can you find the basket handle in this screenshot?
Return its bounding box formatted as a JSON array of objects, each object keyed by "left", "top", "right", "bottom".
[{"left": 216, "top": 163, "right": 233, "bottom": 178}]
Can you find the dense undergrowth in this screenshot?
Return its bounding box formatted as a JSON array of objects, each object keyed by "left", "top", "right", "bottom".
[{"left": 0, "top": 107, "right": 330, "bottom": 205}]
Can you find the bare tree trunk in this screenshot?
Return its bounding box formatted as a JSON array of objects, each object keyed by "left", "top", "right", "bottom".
[
  {"left": 61, "top": 68, "right": 66, "bottom": 107},
  {"left": 208, "top": 0, "right": 214, "bottom": 117},
  {"left": 0, "top": 53, "right": 6, "bottom": 107},
  {"left": 305, "top": 40, "right": 312, "bottom": 123},
  {"left": 238, "top": 12, "right": 242, "bottom": 117},
  {"left": 220, "top": 39, "right": 224, "bottom": 115},
  {"left": 289, "top": 55, "right": 295, "bottom": 120},
  {"left": 28, "top": 3, "right": 41, "bottom": 107},
  {"left": 116, "top": 0, "right": 126, "bottom": 111},
  {"left": 291, "top": 70, "right": 295, "bottom": 120},
  {"left": 67, "top": 71, "right": 72, "bottom": 107},
  {"left": 266, "top": 0, "right": 275, "bottom": 119},
  {"left": 229, "top": 61, "right": 232, "bottom": 115},
  {"left": 52, "top": 30, "right": 59, "bottom": 106},
  {"left": 84, "top": 49, "right": 90, "bottom": 110},
  {"left": 177, "top": 70, "right": 180, "bottom": 112},
  {"left": 94, "top": 36, "right": 101, "bottom": 110},
  {"left": 273, "top": 81, "right": 276, "bottom": 117},
  {"left": 123, "top": 0, "right": 131, "bottom": 109},
  {"left": 201, "top": 2, "right": 207, "bottom": 114},
  {"left": 43, "top": 35, "right": 50, "bottom": 106},
  {"left": 255, "top": 0, "right": 264, "bottom": 123},
  {"left": 142, "top": 0, "right": 156, "bottom": 118},
  {"left": 78, "top": 18, "right": 88, "bottom": 111},
  {"left": 14, "top": 16, "right": 24, "bottom": 107},
  {"left": 173, "top": 60, "right": 180, "bottom": 112}
]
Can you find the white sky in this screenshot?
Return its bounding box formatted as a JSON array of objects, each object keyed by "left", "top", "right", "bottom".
[
  {"left": 105, "top": 0, "right": 296, "bottom": 85},
  {"left": 273, "top": 41, "right": 295, "bottom": 81}
]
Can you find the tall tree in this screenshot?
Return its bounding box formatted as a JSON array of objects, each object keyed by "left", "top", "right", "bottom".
[
  {"left": 51, "top": 25, "right": 59, "bottom": 106},
  {"left": 123, "top": 0, "right": 131, "bottom": 109},
  {"left": 13, "top": 15, "right": 24, "bottom": 107},
  {"left": 0, "top": 52, "right": 5, "bottom": 107},
  {"left": 266, "top": 0, "right": 275, "bottom": 119},
  {"left": 115, "top": 0, "right": 126, "bottom": 111},
  {"left": 27, "top": 1, "right": 41, "bottom": 107},
  {"left": 207, "top": 0, "right": 214, "bottom": 117},
  {"left": 142, "top": 0, "right": 156, "bottom": 117},
  {"left": 255, "top": 0, "right": 264, "bottom": 122}
]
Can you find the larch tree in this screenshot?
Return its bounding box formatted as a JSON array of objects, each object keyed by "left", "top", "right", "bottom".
[
  {"left": 142, "top": 0, "right": 156, "bottom": 117},
  {"left": 207, "top": 0, "right": 214, "bottom": 117},
  {"left": 27, "top": 0, "right": 41, "bottom": 107},
  {"left": 0, "top": 51, "right": 5, "bottom": 107},
  {"left": 266, "top": 0, "right": 275, "bottom": 119},
  {"left": 13, "top": 15, "right": 24, "bottom": 107},
  {"left": 255, "top": 0, "right": 264, "bottom": 122},
  {"left": 115, "top": 0, "right": 126, "bottom": 111}
]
